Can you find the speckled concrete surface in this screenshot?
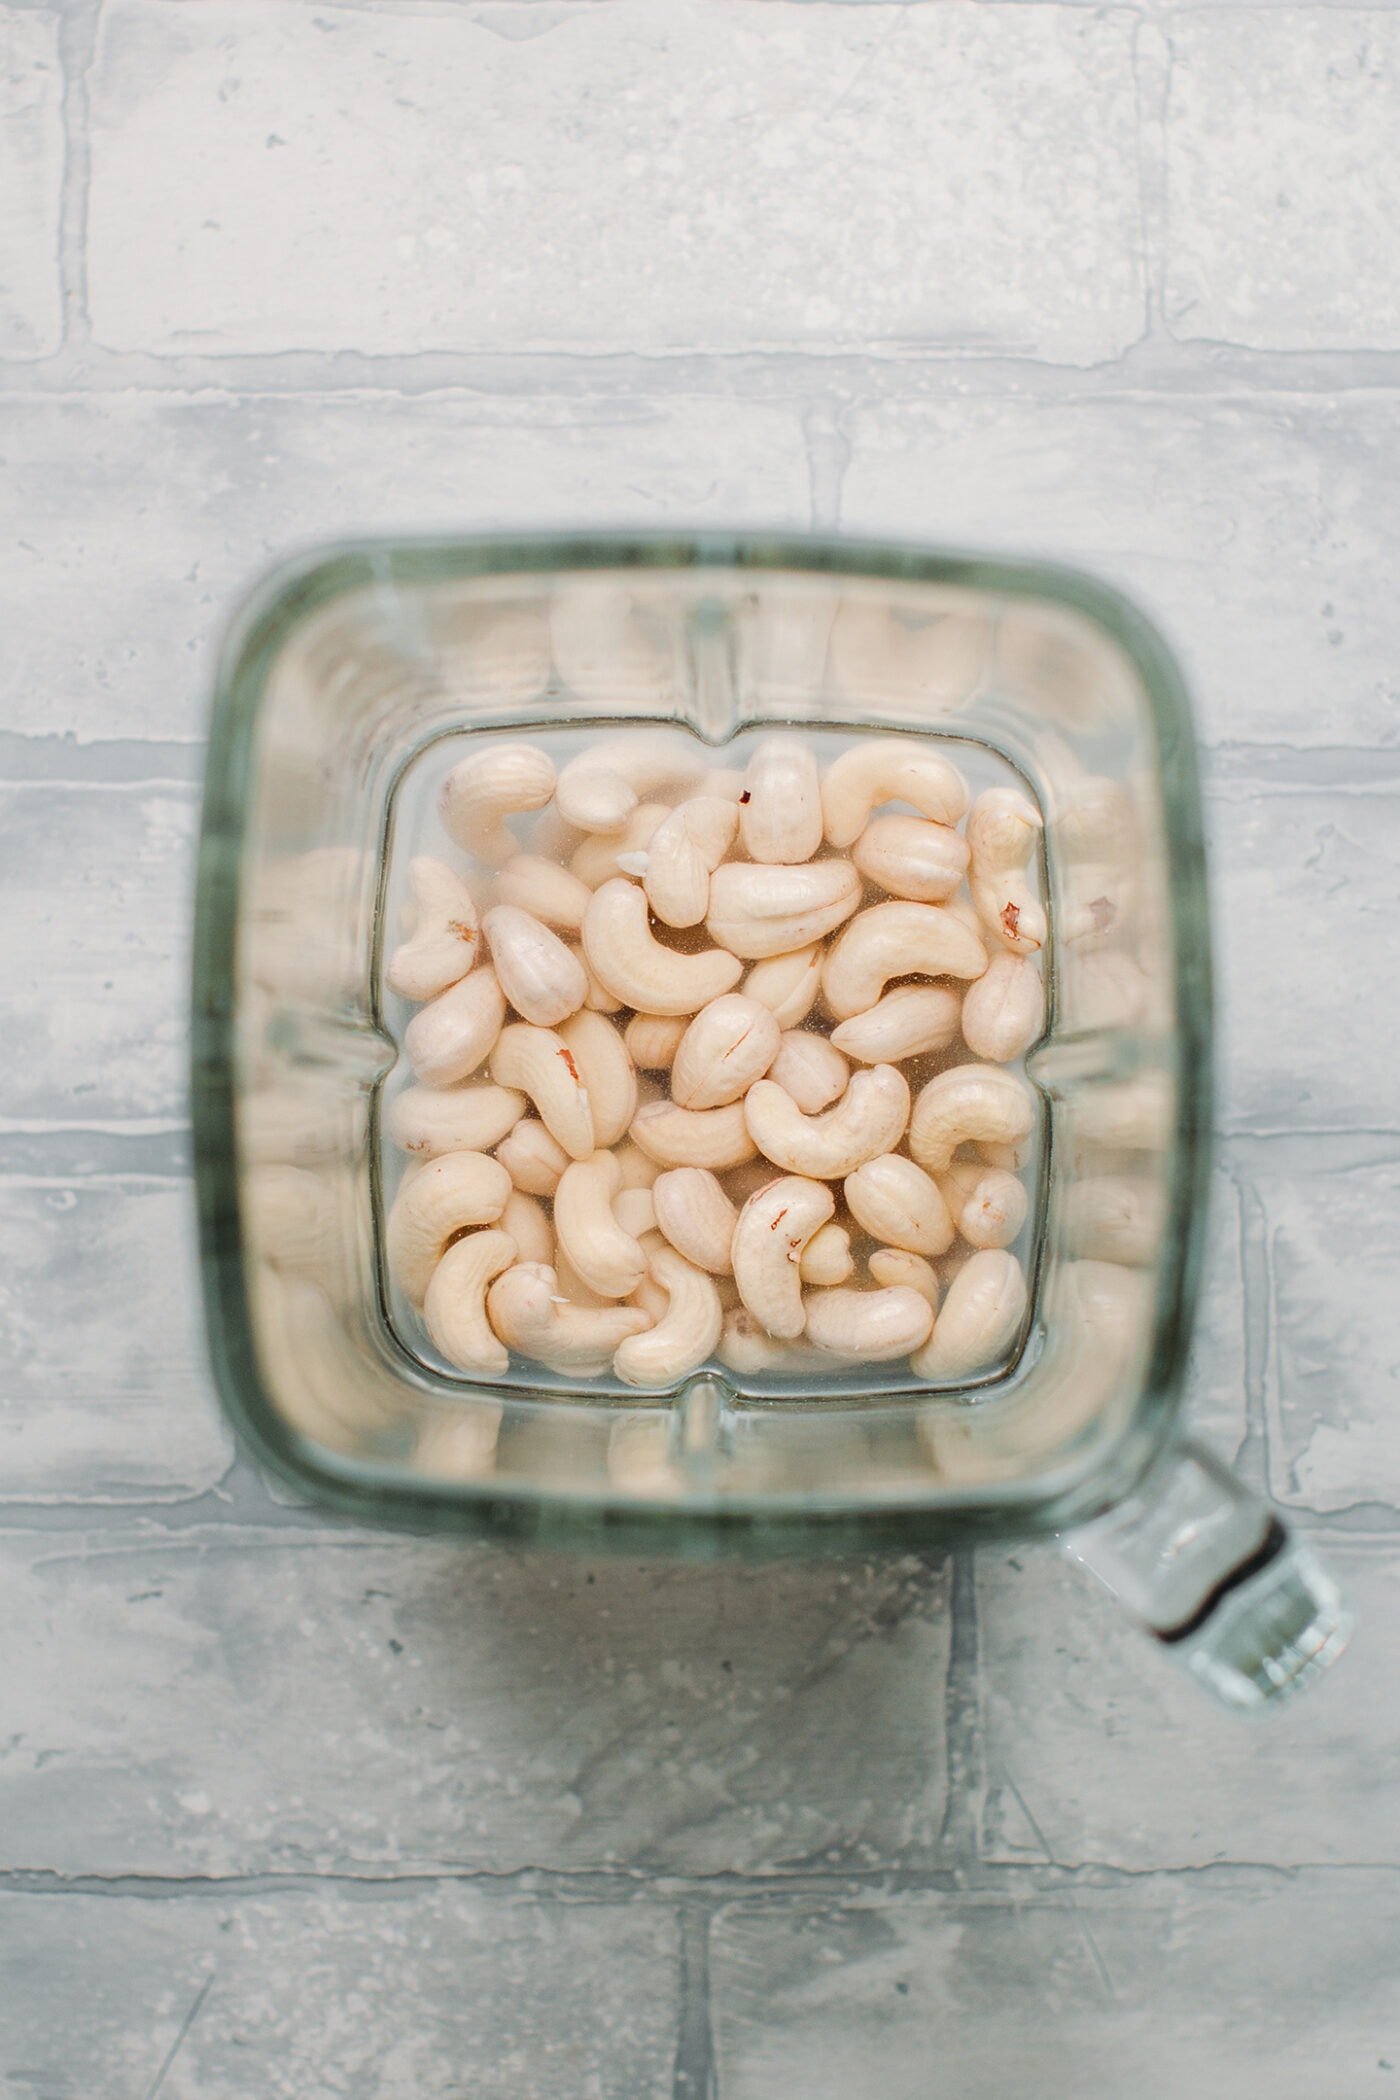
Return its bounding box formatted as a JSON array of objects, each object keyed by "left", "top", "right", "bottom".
[{"left": 2, "top": 4, "right": 1399, "bottom": 2095}]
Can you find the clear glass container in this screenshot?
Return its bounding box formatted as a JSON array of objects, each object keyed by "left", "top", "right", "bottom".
[{"left": 193, "top": 533, "right": 1351, "bottom": 1711}]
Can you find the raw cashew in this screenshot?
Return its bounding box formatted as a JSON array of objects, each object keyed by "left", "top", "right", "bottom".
[
  {"left": 851, "top": 814, "right": 969, "bottom": 904},
  {"left": 613, "top": 1185, "right": 656, "bottom": 1240},
  {"left": 868, "top": 1248, "right": 941, "bottom": 1310},
  {"left": 387, "top": 857, "right": 481, "bottom": 1001},
  {"left": 405, "top": 966, "right": 507, "bottom": 1086},
  {"left": 583, "top": 879, "right": 742, "bottom": 1015},
  {"left": 630, "top": 1099, "right": 757, "bottom": 1171},
  {"left": 624, "top": 1013, "right": 687, "bottom": 1070},
  {"left": 1073, "top": 1074, "right": 1172, "bottom": 1153},
  {"left": 613, "top": 1139, "right": 661, "bottom": 1190},
  {"left": 910, "top": 1249, "right": 1027, "bottom": 1380},
  {"left": 494, "top": 1116, "right": 569, "bottom": 1195},
  {"left": 556, "top": 1245, "right": 608, "bottom": 1309},
  {"left": 486, "top": 1263, "right": 650, "bottom": 1375},
  {"left": 937, "top": 1160, "right": 1029, "bottom": 1250},
  {"left": 829, "top": 985, "right": 964, "bottom": 1065},
  {"left": 495, "top": 854, "right": 592, "bottom": 933},
  {"left": 614, "top": 1244, "right": 724, "bottom": 1388},
  {"left": 769, "top": 1031, "right": 849, "bottom": 1115},
  {"left": 388, "top": 1082, "right": 525, "bottom": 1159},
  {"left": 414, "top": 1402, "right": 502, "bottom": 1480},
  {"left": 706, "top": 860, "right": 861, "bottom": 961},
  {"left": 821, "top": 738, "right": 970, "bottom": 848},
  {"left": 247, "top": 1164, "right": 336, "bottom": 1274},
  {"left": 731, "top": 1174, "right": 836, "bottom": 1338},
  {"left": 643, "top": 796, "right": 741, "bottom": 928},
  {"left": 844, "top": 1154, "right": 954, "bottom": 1256},
  {"left": 743, "top": 944, "right": 823, "bottom": 1029},
  {"left": 744, "top": 1064, "right": 910, "bottom": 1180},
  {"left": 804, "top": 1285, "right": 934, "bottom": 1362},
  {"left": 671, "top": 995, "right": 782, "bottom": 1110},
  {"left": 651, "top": 1167, "right": 738, "bottom": 1275},
  {"left": 440, "top": 743, "right": 556, "bottom": 864},
  {"left": 1063, "top": 1175, "right": 1163, "bottom": 1266},
  {"left": 960, "top": 951, "right": 1045, "bottom": 1062},
  {"left": 799, "top": 1220, "right": 854, "bottom": 1288},
  {"left": 572, "top": 947, "right": 625, "bottom": 1014},
  {"left": 556, "top": 732, "right": 702, "bottom": 833},
  {"left": 554, "top": 1151, "right": 648, "bottom": 1298},
  {"left": 489, "top": 1023, "right": 595, "bottom": 1161},
  {"left": 569, "top": 804, "right": 672, "bottom": 888},
  {"left": 718, "top": 1307, "right": 820, "bottom": 1376},
  {"left": 385, "top": 1149, "right": 512, "bottom": 1303},
  {"left": 559, "top": 1006, "right": 638, "bottom": 1148},
  {"left": 822, "top": 902, "right": 987, "bottom": 1021},
  {"left": 423, "top": 1227, "right": 518, "bottom": 1374},
  {"left": 481, "top": 904, "right": 587, "bottom": 1027},
  {"left": 827, "top": 603, "right": 989, "bottom": 713},
  {"left": 966, "top": 787, "right": 1046, "bottom": 955},
  {"left": 500, "top": 1188, "right": 554, "bottom": 1265},
  {"left": 739, "top": 734, "right": 823, "bottom": 865},
  {"left": 908, "top": 1065, "right": 1036, "bottom": 1173}
]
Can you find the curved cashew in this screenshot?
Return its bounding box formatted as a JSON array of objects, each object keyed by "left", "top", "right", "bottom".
[
  {"left": 583, "top": 879, "right": 742, "bottom": 1015},
  {"left": 828, "top": 602, "right": 990, "bottom": 713},
  {"left": 440, "top": 743, "right": 556, "bottom": 865},
  {"left": 388, "top": 1082, "right": 525, "bottom": 1159},
  {"left": 769, "top": 1031, "right": 849, "bottom": 1115},
  {"left": 494, "top": 854, "right": 592, "bottom": 933},
  {"left": 557, "top": 1006, "right": 637, "bottom": 1148},
  {"left": 554, "top": 1151, "right": 648, "bottom": 1298},
  {"left": 385, "top": 1149, "right": 512, "bottom": 1302},
  {"left": 405, "top": 966, "right": 507, "bottom": 1086},
  {"left": 569, "top": 803, "right": 671, "bottom": 888},
  {"left": 500, "top": 1188, "right": 554, "bottom": 1265},
  {"left": 525, "top": 802, "right": 584, "bottom": 867},
  {"left": 1063, "top": 1175, "right": 1163, "bottom": 1266},
  {"left": 829, "top": 984, "right": 963, "bottom": 1065},
  {"left": 486, "top": 1262, "right": 650, "bottom": 1375},
  {"left": 494, "top": 1116, "right": 569, "bottom": 1195},
  {"left": 643, "top": 796, "right": 741, "bottom": 928},
  {"left": 651, "top": 1167, "right": 737, "bottom": 1275},
  {"left": 977, "top": 1138, "right": 1034, "bottom": 1173},
  {"left": 804, "top": 1285, "right": 934, "bottom": 1362},
  {"left": 960, "top": 951, "right": 1045, "bottom": 1063},
  {"left": 869, "top": 1247, "right": 941, "bottom": 1309},
  {"left": 1073, "top": 1073, "right": 1172, "bottom": 1153},
  {"left": 743, "top": 944, "right": 823, "bottom": 1029},
  {"left": 717, "top": 1306, "right": 822, "bottom": 1376},
  {"left": 488, "top": 1023, "right": 595, "bottom": 1161},
  {"left": 744, "top": 1065, "right": 910, "bottom": 1180},
  {"left": 671, "top": 995, "right": 782, "bottom": 1110},
  {"left": 908, "top": 1065, "right": 1036, "bottom": 1173},
  {"left": 706, "top": 860, "right": 861, "bottom": 961},
  {"left": 738, "top": 734, "right": 823, "bottom": 865},
  {"left": 851, "top": 814, "right": 969, "bottom": 904},
  {"left": 630, "top": 1099, "right": 757, "bottom": 1172},
  {"left": 481, "top": 904, "right": 587, "bottom": 1028},
  {"left": 731, "top": 1174, "right": 835, "bottom": 1339},
  {"left": 423, "top": 1227, "right": 518, "bottom": 1374},
  {"left": 910, "top": 1249, "right": 1027, "bottom": 1381},
  {"left": 614, "top": 1244, "right": 724, "bottom": 1389},
  {"left": 821, "top": 738, "right": 970, "bottom": 849},
  {"left": 844, "top": 1154, "right": 954, "bottom": 1256},
  {"left": 798, "top": 1220, "right": 854, "bottom": 1288},
  {"left": 386, "top": 857, "right": 481, "bottom": 1002},
  {"left": 612, "top": 1185, "right": 656, "bottom": 1240},
  {"left": 936, "top": 1160, "right": 1029, "bottom": 1251},
  {"left": 247, "top": 1163, "right": 337, "bottom": 1274},
  {"left": 624, "top": 1012, "right": 687, "bottom": 1071},
  {"left": 556, "top": 1244, "right": 608, "bottom": 1309},
  {"left": 613, "top": 1139, "right": 661, "bottom": 1190},
  {"left": 569, "top": 946, "right": 624, "bottom": 1014},
  {"left": 822, "top": 903, "right": 987, "bottom": 1021},
  {"left": 413, "top": 1401, "right": 502, "bottom": 1480},
  {"left": 556, "top": 732, "right": 702, "bottom": 833},
  {"left": 966, "top": 788, "right": 1046, "bottom": 955}
]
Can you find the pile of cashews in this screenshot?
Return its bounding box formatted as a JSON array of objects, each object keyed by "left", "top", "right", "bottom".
[{"left": 383, "top": 730, "right": 1045, "bottom": 1391}]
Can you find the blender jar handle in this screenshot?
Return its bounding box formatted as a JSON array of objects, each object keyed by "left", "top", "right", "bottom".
[{"left": 1060, "top": 1439, "right": 1352, "bottom": 1711}]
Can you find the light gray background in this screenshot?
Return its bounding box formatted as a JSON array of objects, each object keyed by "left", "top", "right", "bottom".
[{"left": 2, "top": 3, "right": 1399, "bottom": 2095}]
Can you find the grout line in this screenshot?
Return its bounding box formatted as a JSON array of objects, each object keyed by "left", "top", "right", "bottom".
[
  {"left": 938, "top": 1548, "right": 985, "bottom": 1862},
  {"left": 54, "top": 0, "right": 99, "bottom": 353},
  {"left": 671, "top": 1903, "right": 718, "bottom": 2100}
]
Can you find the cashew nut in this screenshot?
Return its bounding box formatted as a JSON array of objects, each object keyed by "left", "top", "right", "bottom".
[
  {"left": 554, "top": 1150, "right": 648, "bottom": 1298},
  {"left": 413, "top": 1401, "right": 502, "bottom": 1479},
  {"left": 738, "top": 734, "right": 823, "bottom": 865},
  {"left": 822, "top": 902, "right": 987, "bottom": 1021},
  {"left": 569, "top": 803, "right": 671, "bottom": 888},
  {"left": 558, "top": 1006, "right": 638, "bottom": 1148},
  {"left": 868, "top": 1247, "right": 941, "bottom": 1309},
  {"left": 494, "top": 853, "right": 592, "bottom": 933},
  {"left": 844, "top": 1154, "right": 954, "bottom": 1256},
  {"left": 1072, "top": 1073, "right": 1172, "bottom": 1153},
  {"left": 743, "top": 944, "right": 824, "bottom": 1029},
  {"left": 1063, "top": 1175, "right": 1163, "bottom": 1266},
  {"left": 613, "top": 1139, "right": 661, "bottom": 1190},
  {"left": 486, "top": 1262, "right": 650, "bottom": 1375},
  {"left": 440, "top": 743, "right": 556, "bottom": 865},
  {"left": 624, "top": 1012, "right": 687, "bottom": 1071},
  {"left": 821, "top": 738, "right": 970, "bottom": 849},
  {"left": 612, "top": 1185, "right": 656, "bottom": 1240},
  {"left": 705, "top": 859, "right": 861, "bottom": 961},
  {"left": 405, "top": 966, "right": 507, "bottom": 1086},
  {"left": 769, "top": 1031, "right": 849, "bottom": 1115},
  {"left": 829, "top": 984, "right": 964, "bottom": 1065},
  {"left": 571, "top": 946, "right": 625, "bottom": 1014},
  {"left": 423, "top": 1227, "right": 518, "bottom": 1374},
  {"left": 731, "top": 1174, "right": 835, "bottom": 1338},
  {"left": 500, "top": 1188, "right": 554, "bottom": 1265},
  {"left": 910, "top": 1249, "right": 1027, "bottom": 1381},
  {"left": 651, "top": 1166, "right": 737, "bottom": 1275},
  {"left": 481, "top": 904, "right": 587, "bottom": 1028},
  {"left": 803, "top": 1285, "right": 934, "bottom": 1362},
  {"left": 966, "top": 788, "right": 1046, "bottom": 955},
  {"left": 960, "top": 951, "right": 1046, "bottom": 1063},
  {"left": 851, "top": 814, "right": 969, "bottom": 904},
  {"left": 908, "top": 1065, "right": 1036, "bottom": 1173},
  {"left": 630, "top": 1098, "right": 757, "bottom": 1171},
  {"left": 798, "top": 1220, "right": 854, "bottom": 1288},
  {"left": 494, "top": 1116, "right": 569, "bottom": 1195},
  {"left": 385, "top": 1149, "right": 512, "bottom": 1303},
  {"left": 828, "top": 602, "right": 990, "bottom": 713},
  {"left": 488, "top": 1022, "right": 595, "bottom": 1160},
  {"left": 613, "top": 1244, "right": 724, "bottom": 1388},
  {"left": 937, "top": 1160, "right": 1029, "bottom": 1251},
  {"left": 583, "top": 878, "right": 743, "bottom": 1015},
  {"left": 643, "top": 796, "right": 741, "bottom": 928},
  {"left": 555, "top": 1245, "right": 608, "bottom": 1309},
  {"left": 388, "top": 1082, "right": 525, "bottom": 1159},
  {"left": 246, "top": 1163, "right": 336, "bottom": 1274},
  {"left": 717, "top": 1307, "right": 822, "bottom": 1376},
  {"left": 671, "top": 994, "right": 782, "bottom": 1110},
  {"left": 744, "top": 1064, "right": 910, "bottom": 1180},
  {"left": 387, "top": 857, "right": 481, "bottom": 1001},
  {"left": 556, "top": 732, "right": 702, "bottom": 833}
]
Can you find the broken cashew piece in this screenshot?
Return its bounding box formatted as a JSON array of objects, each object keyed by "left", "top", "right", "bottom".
[
  {"left": 844, "top": 1154, "right": 954, "bottom": 1257},
  {"left": 494, "top": 1116, "right": 569, "bottom": 1195},
  {"left": 624, "top": 1012, "right": 687, "bottom": 1071},
  {"left": 822, "top": 902, "right": 987, "bottom": 1021},
  {"left": 388, "top": 1083, "right": 525, "bottom": 1159},
  {"left": 651, "top": 1166, "right": 738, "bottom": 1275},
  {"left": 385, "top": 1149, "right": 512, "bottom": 1303},
  {"left": 613, "top": 1244, "right": 724, "bottom": 1389},
  {"left": 440, "top": 743, "right": 556, "bottom": 865},
  {"left": 387, "top": 857, "right": 481, "bottom": 1001},
  {"left": 743, "top": 944, "right": 824, "bottom": 1030},
  {"left": 798, "top": 1220, "right": 854, "bottom": 1288},
  {"left": 804, "top": 1285, "right": 934, "bottom": 1362},
  {"left": 423, "top": 1227, "right": 518, "bottom": 1374},
  {"left": 405, "top": 966, "right": 507, "bottom": 1087},
  {"left": 556, "top": 732, "right": 702, "bottom": 833},
  {"left": 583, "top": 878, "right": 742, "bottom": 1015},
  {"left": 908, "top": 1065, "right": 1036, "bottom": 1173},
  {"left": 960, "top": 951, "right": 1046, "bottom": 1063},
  {"left": 731, "top": 1174, "right": 836, "bottom": 1339},
  {"left": 868, "top": 1247, "right": 941, "bottom": 1310},
  {"left": 486, "top": 1263, "right": 650, "bottom": 1376},
  {"left": 744, "top": 1064, "right": 910, "bottom": 1180},
  {"left": 554, "top": 1151, "right": 648, "bottom": 1298},
  {"left": 705, "top": 859, "right": 861, "bottom": 961},
  {"left": 937, "top": 1161, "right": 1029, "bottom": 1251},
  {"left": 910, "top": 1249, "right": 1027, "bottom": 1380},
  {"left": 966, "top": 788, "right": 1046, "bottom": 956},
  {"left": 488, "top": 1022, "right": 595, "bottom": 1161},
  {"left": 482, "top": 904, "right": 587, "bottom": 1027},
  {"left": 494, "top": 854, "right": 592, "bottom": 934},
  {"left": 559, "top": 1006, "right": 638, "bottom": 1148},
  {"left": 851, "top": 814, "right": 969, "bottom": 904},
  {"left": 821, "top": 738, "right": 970, "bottom": 849},
  {"left": 643, "top": 796, "right": 741, "bottom": 928},
  {"left": 630, "top": 1098, "right": 757, "bottom": 1171},
  {"left": 769, "top": 1031, "right": 849, "bottom": 1115},
  {"left": 829, "top": 984, "right": 964, "bottom": 1065},
  {"left": 671, "top": 994, "right": 782, "bottom": 1111},
  {"left": 739, "top": 734, "right": 823, "bottom": 865}
]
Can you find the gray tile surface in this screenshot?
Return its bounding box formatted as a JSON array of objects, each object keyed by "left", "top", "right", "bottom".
[{"left": 3, "top": 2, "right": 1397, "bottom": 2095}]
